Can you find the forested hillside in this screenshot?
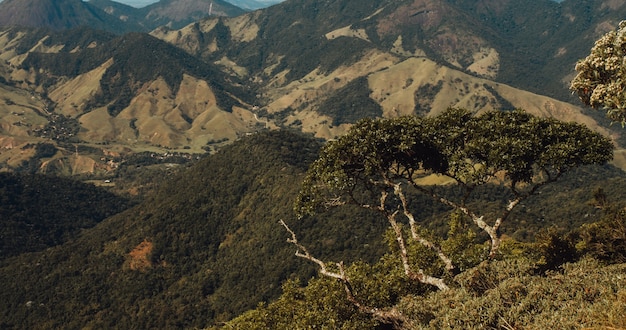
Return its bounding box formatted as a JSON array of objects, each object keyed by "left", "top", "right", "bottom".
[
  {"left": 0, "top": 172, "right": 131, "bottom": 259},
  {"left": 1, "top": 130, "right": 625, "bottom": 328},
  {"left": 0, "top": 131, "right": 388, "bottom": 328}
]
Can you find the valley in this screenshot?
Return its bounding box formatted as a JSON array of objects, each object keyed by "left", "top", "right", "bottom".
[
  {"left": 0, "top": 0, "right": 626, "bottom": 328},
  {"left": 1, "top": 0, "right": 625, "bottom": 178}
]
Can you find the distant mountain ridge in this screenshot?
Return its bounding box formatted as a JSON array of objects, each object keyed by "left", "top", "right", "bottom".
[
  {"left": 152, "top": 0, "right": 625, "bottom": 139},
  {"left": 1, "top": 0, "right": 626, "bottom": 177},
  {"left": 0, "top": 0, "right": 248, "bottom": 33},
  {"left": 136, "top": 0, "right": 247, "bottom": 29},
  {"left": 0, "top": 0, "right": 143, "bottom": 33}
]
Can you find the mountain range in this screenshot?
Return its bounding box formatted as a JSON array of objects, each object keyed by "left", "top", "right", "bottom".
[
  {"left": 0, "top": 0, "right": 248, "bottom": 32},
  {"left": 1, "top": 0, "right": 625, "bottom": 178},
  {"left": 1, "top": 0, "right": 626, "bottom": 328}
]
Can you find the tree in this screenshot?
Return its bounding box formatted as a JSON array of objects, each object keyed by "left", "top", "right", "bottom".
[
  {"left": 570, "top": 20, "right": 626, "bottom": 124},
  {"left": 290, "top": 108, "right": 613, "bottom": 295}
]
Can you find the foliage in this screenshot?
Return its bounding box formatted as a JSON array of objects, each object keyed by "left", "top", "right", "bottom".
[
  {"left": 532, "top": 226, "right": 579, "bottom": 273},
  {"left": 317, "top": 76, "right": 383, "bottom": 126},
  {"left": 226, "top": 221, "right": 626, "bottom": 329},
  {"left": 0, "top": 172, "right": 131, "bottom": 259},
  {"left": 399, "top": 257, "right": 626, "bottom": 329},
  {"left": 0, "top": 129, "right": 622, "bottom": 328},
  {"left": 296, "top": 108, "right": 613, "bottom": 286},
  {"left": 571, "top": 20, "right": 626, "bottom": 124},
  {"left": 574, "top": 206, "right": 626, "bottom": 264},
  {"left": 0, "top": 131, "right": 390, "bottom": 329}
]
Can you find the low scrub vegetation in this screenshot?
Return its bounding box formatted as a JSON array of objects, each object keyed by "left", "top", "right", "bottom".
[{"left": 223, "top": 206, "right": 626, "bottom": 329}]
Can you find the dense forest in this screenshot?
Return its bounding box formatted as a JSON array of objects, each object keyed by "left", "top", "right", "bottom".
[
  {"left": 0, "top": 172, "right": 131, "bottom": 259},
  {"left": 0, "top": 130, "right": 625, "bottom": 328}
]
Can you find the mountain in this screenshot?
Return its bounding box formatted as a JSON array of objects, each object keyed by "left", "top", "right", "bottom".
[
  {"left": 0, "top": 131, "right": 390, "bottom": 328},
  {"left": 0, "top": 0, "right": 144, "bottom": 33},
  {"left": 1, "top": 0, "right": 626, "bottom": 178},
  {"left": 138, "top": 0, "right": 247, "bottom": 29},
  {"left": 0, "top": 27, "right": 262, "bottom": 175},
  {"left": 152, "top": 0, "right": 624, "bottom": 139},
  {"left": 1, "top": 0, "right": 626, "bottom": 328},
  {"left": 0, "top": 0, "right": 248, "bottom": 34},
  {"left": 86, "top": 0, "right": 149, "bottom": 29}
]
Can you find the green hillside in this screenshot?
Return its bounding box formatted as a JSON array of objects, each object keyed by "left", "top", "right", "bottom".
[
  {"left": 0, "top": 130, "right": 625, "bottom": 328},
  {"left": 0, "top": 131, "right": 389, "bottom": 328},
  {"left": 0, "top": 172, "right": 131, "bottom": 259}
]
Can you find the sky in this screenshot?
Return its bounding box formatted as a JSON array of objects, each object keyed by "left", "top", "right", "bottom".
[
  {"left": 117, "top": 0, "right": 286, "bottom": 8},
  {"left": 0, "top": 0, "right": 252, "bottom": 9},
  {"left": 110, "top": 0, "right": 287, "bottom": 9},
  {"left": 0, "top": 0, "right": 560, "bottom": 9},
  {"left": 119, "top": 0, "right": 158, "bottom": 8}
]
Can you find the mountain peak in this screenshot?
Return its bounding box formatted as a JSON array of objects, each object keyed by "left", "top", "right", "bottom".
[{"left": 0, "top": 0, "right": 140, "bottom": 33}]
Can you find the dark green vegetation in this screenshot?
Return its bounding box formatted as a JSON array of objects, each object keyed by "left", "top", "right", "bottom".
[
  {"left": 0, "top": 130, "right": 625, "bottom": 328},
  {"left": 220, "top": 111, "right": 625, "bottom": 328},
  {"left": 227, "top": 202, "right": 626, "bottom": 329},
  {"left": 1, "top": 0, "right": 626, "bottom": 328},
  {"left": 317, "top": 77, "right": 383, "bottom": 126},
  {"left": 227, "top": 245, "right": 626, "bottom": 329},
  {"left": 0, "top": 172, "right": 131, "bottom": 259},
  {"left": 0, "top": 131, "right": 389, "bottom": 328},
  {"left": 271, "top": 109, "right": 614, "bottom": 326},
  {"left": 298, "top": 109, "right": 612, "bottom": 259}
]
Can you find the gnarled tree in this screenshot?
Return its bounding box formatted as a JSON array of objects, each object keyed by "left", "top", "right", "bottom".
[
  {"left": 570, "top": 20, "right": 626, "bottom": 124},
  {"left": 290, "top": 108, "right": 613, "bottom": 293}
]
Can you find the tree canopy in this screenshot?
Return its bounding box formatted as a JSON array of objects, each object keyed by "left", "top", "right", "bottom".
[
  {"left": 570, "top": 20, "right": 626, "bottom": 124},
  {"left": 294, "top": 108, "right": 613, "bottom": 291}
]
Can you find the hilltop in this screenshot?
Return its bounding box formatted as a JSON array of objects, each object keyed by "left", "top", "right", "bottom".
[
  {"left": 0, "top": 131, "right": 389, "bottom": 327},
  {"left": 0, "top": 0, "right": 144, "bottom": 33},
  {"left": 0, "top": 0, "right": 248, "bottom": 33},
  {"left": 89, "top": 0, "right": 248, "bottom": 30}
]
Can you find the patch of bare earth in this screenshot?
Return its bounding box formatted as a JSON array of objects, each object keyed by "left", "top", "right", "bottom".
[{"left": 127, "top": 239, "right": 153, "bottom": 272}]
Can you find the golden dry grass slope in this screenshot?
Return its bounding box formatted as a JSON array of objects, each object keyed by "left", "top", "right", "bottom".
[{"left": 2, "top": 0, "right": 626, "bottom": 175}]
